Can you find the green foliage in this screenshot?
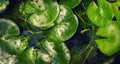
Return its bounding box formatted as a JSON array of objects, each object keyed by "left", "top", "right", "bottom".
[
  {"left": 0, "top": 0, "right": 79, "bottom": 64},
  {"left": 1, "top": 0, "right": 120, "bottom": 64},
  {"left": 0, "top": 18, "right": 71, "bottom": 64},
  {"left": 87, "top": 0, "right": 120, "bottom": 56}
]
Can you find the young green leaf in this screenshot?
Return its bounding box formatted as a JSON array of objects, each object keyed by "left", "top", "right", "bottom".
[
  {"left": 87, "top": 0, "right": 120, "bottom": 56},
  {"left": 87, "top": 0, "right": 113, "bottom": 27}
]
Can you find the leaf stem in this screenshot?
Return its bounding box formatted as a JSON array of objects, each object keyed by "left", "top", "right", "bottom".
[
  {"left": 74, "top": 12, "right": 86, "bottom": 24},
  {"left": 81, "top": 26, "right": 95, "bottom": 64},
  {"left": 82, "top": 46, "right": 94, "bottom": 64}
]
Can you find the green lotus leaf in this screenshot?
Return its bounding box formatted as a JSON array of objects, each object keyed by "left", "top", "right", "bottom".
[
  {"left": 0, "top": 18, "right": 71, "bottom": 64},
  {"left": 0, "top": 0, "right": 9, "bottom": 13},
  {"left": 12, "top": 0, "right": 59, "bottom": 29},
  {"left": 87, "top": 0, "right": 120, "bottom": 56},
  {"left": 0, "top": 37, "right": 28, "bottom": 55},
  {"left": 0, "top": 19, "right": 20, "bottom": 39},
  {"left": 0, "top": 47, "right": 17, "bottom": 64},
  {"left": 59, "top": 0, "right": 81, "bottom": 9},
  {"left": 0, "top": 38, "right": 70, "bottom": 64},
  {"left": 0, "top": 0, "right": 78, "bottom": 63},
  {"left": 0, "top": 45, "right": 36, "bottom": 64},
  {"left": 36, "top": 39, "right": 70, "bottom": 64},
  {"left": 15, "top": 47, "right": 36, "bottom": 64},
  {"left": 0, "top": 19, "right": 33, "bottom": 64},
  {"left": 47, "top": 5, "right": 78, "bottom": 42}
]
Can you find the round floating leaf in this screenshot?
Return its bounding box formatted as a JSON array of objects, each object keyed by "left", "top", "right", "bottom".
[
  {"left": 59, "top": 0, "right": 81, "bottom": 9},
  {"left": 0, "top": 19, "right": 32, "bottom": 64},
  {"left": 87, "top": 0, "right": 113, "bottom": 27},
  {"left": 15, "top": 48, "right": 36, "bottom": 64},
  {"left": 47, "top": 5, "right": 78, "bottom": 42},
  {"left": 36, "top": 39, "right": 70, "bottom": 64},
  {"left": 13, "top": 0, "right": 59, "bottom": 29},
  {"left": 0, "top": 44, "right": 36, "bottom": 64},
  {"left": 0, "top": 19, "right": 20, "bottom": 38},
  {"left": 0, "top": 19, "right": 27, "bottom": 55},
  {"left": 95, "top": 22, "right": 120, "bottom": 56},
  {"left": 0, "top": 37, "right": 28, "bottom": 55},
  {"left": 0, "top": 47, "right": 17, "bottom": 64}
]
